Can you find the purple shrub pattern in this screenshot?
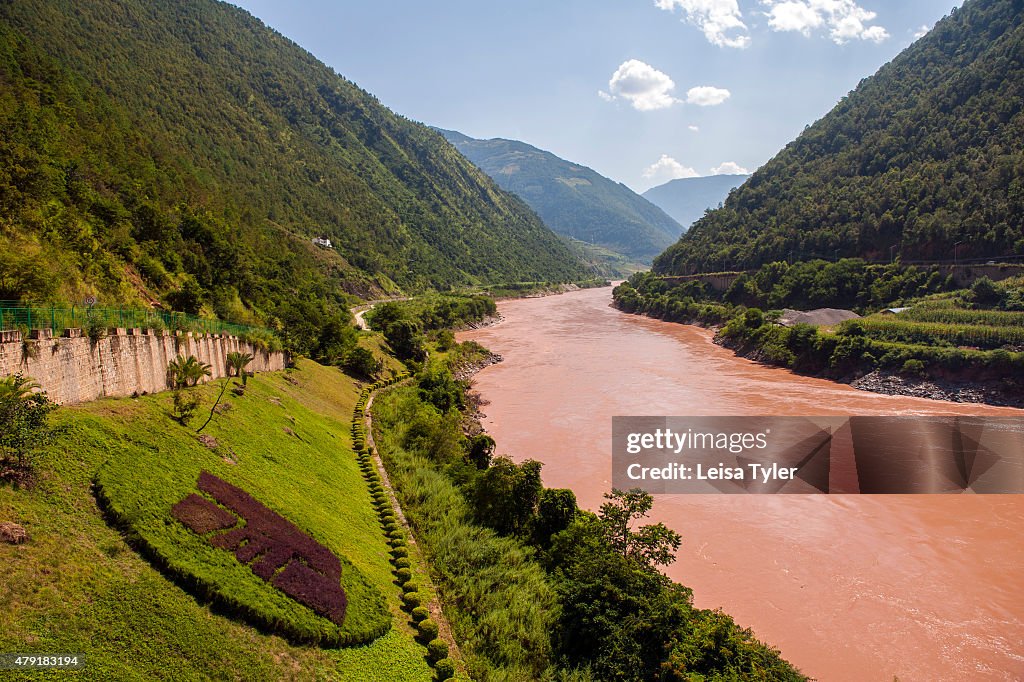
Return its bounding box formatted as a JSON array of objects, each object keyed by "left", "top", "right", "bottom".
[{"left": 171, "top": 471, "right": 347, "bottom": 625}]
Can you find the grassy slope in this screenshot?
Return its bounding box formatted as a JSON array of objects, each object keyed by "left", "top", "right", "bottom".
[{"left": 0, "top": 360, "right": 432, "bottom": 681}]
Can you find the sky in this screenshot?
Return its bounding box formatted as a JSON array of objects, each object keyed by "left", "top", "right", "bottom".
[{"left": 230, "top": 0, "right": 962, "bottom": 193}]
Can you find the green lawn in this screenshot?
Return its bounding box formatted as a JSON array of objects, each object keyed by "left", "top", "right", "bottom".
[{"left": 0, "top": 359, "right": 432, "bottom": 681}]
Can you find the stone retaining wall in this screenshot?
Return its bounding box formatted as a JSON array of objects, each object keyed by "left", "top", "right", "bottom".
[{"left": 0, "top": 328, "right": 286, "bottom": 405}]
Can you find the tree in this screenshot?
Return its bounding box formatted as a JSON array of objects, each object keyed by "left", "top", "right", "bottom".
[
  {"left": 167, "top": 355, "right": 212, "bottom": 388},
  {"left": 384, "top": 319, "right": 426, "bottom": 362},
  {"left": 533, "top": 487, "right": 577, "bottom": 545},
  {"left": 970, "top": 276, "right": 1002, "bottom": 306},
  {"left": 167, "top": 355, "right": 210, "bottom": 425},
  {"left": 474, "top": 457, "right": 543, "bottom": 536},
  {"left": 225, "top": 351, "right": 254, "bottom": 385},
  {"left": 599, "top": 488, "right": 681, "bottom": 568},
  {"left": 464, "top": 434, "right": 495, "bottom": 470},
  {"left": 0, "top": 374, "right": 57, "bottom": 485},
  {"left": 342, "top": 346, "right": 382, "bottom": 379}
]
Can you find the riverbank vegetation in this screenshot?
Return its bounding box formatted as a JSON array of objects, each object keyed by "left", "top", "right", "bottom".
[
  {"left": 615, "top": 263, "right": 1024, "bottom": 392},
  {"left": 372, "top": 338, "right": 805, "bottom": 681}
]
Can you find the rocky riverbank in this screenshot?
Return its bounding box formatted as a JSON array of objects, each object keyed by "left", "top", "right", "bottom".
[
  {"left": 849, "top": 369, "right": 1023, "bottom": 408},
  {"left": 714, "top": 326, "right": 1024, "bottom": 409}
]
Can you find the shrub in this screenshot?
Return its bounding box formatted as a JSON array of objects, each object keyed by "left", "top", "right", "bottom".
[
  {"left": 0, "top": 374, "right": 57, "bottom": 485},
  {"left": 901, "top": 359, "right": 926, "bottom": 376},
  {"left": 401, "top": 581, "right": 419, "bottom": 594},
  {"left": 395, "top": 567, "right": 413, "bottom": 583},
  {"left": 391, "top": 545, "right": 408, "bottom": 558},
  {"left": 172, "top": 389, "right": 202, "bottom": 425},
  {"left": 402, "top": 591, "right": 422, "bottom": 609},
  {"left": 411, "top": 606, "right": 429, "bottom": 622},
  {"left": 393, "top": 556, "right": 410, "bottom": 568},
  {"left": 427, "top": 638, "right": 448, "bottom": 662},
  {"left": 433, "top": 658, "right": 454, "bottom": 680},
  {"left": 417, "top": 618, "right": 438, "bottom": 641}
]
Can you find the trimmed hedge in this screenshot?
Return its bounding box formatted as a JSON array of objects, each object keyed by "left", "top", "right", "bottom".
[
  {"left": 427, "top": 638, "right": 449, "bottom": 662},
  {"left": 434, "top": 659, "right": 455, "bottom": 680},
  {"left": 417, "top": 618, "right": 438, "bottom": 641}
]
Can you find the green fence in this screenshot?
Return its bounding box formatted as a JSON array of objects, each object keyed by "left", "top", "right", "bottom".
[{"left": 0, "top": 302, "right": 269, "bottom": 339}]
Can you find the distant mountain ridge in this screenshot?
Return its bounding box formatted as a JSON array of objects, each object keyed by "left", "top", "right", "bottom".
[
  {"left": 437, "top": 129, "right": 683, "bottom": 264},
  {"left": 642, "top": 175, "right": 747, "bottom": 233},
  {"left": 655, "top": 0, "right": 1024, "bottom": 275}
]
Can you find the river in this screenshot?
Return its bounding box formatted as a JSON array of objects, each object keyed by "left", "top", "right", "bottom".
[{"left": 457, "top": 286, "right": 1024, "bottom": 682}]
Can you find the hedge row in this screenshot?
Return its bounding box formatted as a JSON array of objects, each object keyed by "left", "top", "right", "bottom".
[{"left": 352, "top": 374, "right": 456, "bottom": 679}]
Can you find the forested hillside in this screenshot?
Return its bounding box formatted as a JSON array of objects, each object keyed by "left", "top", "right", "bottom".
[
  {"left": 438, "top": 129, "right": 682, "bottom": 263},
  {"left": 655, "top": 0, "right": 1024, "bottom": 274},
  {"left": 0, "top": 0, "right": 584, "bottom": 343}
]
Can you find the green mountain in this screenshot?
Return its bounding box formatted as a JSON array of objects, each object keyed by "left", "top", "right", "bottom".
[
  {"left": 642, "top": 175, "right": 747, "bottom": 232},
  {"left": 0, "top": 0, "right": 584, "bottom": 335},
  {"left": 655, "top": 0, "right": 1024, "bottom": 275},
  {"left": 437, "top": 129, "right": 682, "bottom": 264}
]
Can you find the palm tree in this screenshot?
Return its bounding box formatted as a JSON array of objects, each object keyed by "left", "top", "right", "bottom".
[
  {"left": 0, "top": 374, "right": 40, "bottom": 407},
  {"left": 167, "top": 355, "right": 212, "bottom": 389},
  {"left": 225, "top": 351, "right": 254, "bottom": 385}
]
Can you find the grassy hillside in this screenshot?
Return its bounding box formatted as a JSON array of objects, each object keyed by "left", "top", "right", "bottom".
[
  {"left": 655, "top": 0, "right": 1024, "bottom": 274},
  {"left": 0, "top": 0, "right": 585, "bottom": 334},
  {"left": 0, "top": 360, "right": 434, "bottom": 681},
  {"left": 438, "top": 129, "right": 682, "bottom": 264}
]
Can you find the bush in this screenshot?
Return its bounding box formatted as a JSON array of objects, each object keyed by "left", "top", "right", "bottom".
[
  {"left": 427, "top": 638, "right": 448, "bottom": 662},
  {"left": 172, "top": 389, "right": 202, "bottom": 425},
  {"left": 402, "top": 591, "right": 422, "bottom": 609},
  {"left": 402, "top": 581, "right": 419, "bottom": 594},
  {"left": 901, "top": 359, "right": 926, "bottom": 376},
  {"left": 391, "top": 545, "right": 408, "bottom": 558},
  {"left": 394, "top": 556, "right": 411, "bottom": 568},
  {"left": 417, "top": 618, "right": 438, "bottom": 641},
  {"left": 0, "top": 374, "right": 57, "bottom": 485},
  {"left": 395, "top": 567, "right": 413, "bottom": 583},
  {"left": 434, "top": 658, "right": 455, "bottom": 680},
  {"left": 411, "top": 606, "right": 429, "bottom": 623}
]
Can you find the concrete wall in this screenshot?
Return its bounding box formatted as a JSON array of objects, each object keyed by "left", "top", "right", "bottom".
[{"left": 0, "top": 328, "right": 286, "bottom": 405}]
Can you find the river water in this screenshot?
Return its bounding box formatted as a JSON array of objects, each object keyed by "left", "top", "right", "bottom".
[{"left": 458, "top": 286, "right": 1024, "bottom": 682}]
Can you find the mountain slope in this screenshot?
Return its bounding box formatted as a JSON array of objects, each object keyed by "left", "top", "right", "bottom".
[
  {"left": 655, "top": 0, "right": 1024, "bottom": 275},
  {"left": 438, "top": 129, "right": 682, "bottom": 263},
  {"left": 642, "top": 175, "right": 747, "bottom": 232},
  {"left": 0, "top": 0, "right": 584, "bottom": 329}
]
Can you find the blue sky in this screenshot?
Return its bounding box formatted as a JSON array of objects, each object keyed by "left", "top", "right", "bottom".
[{"left": 231, "top": 0, "right": 962, "bottom": 192}]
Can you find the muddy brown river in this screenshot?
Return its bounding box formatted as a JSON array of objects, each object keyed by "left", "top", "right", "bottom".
[{"left": 458, "top": 286, "right": 1024, "bottom": 682}]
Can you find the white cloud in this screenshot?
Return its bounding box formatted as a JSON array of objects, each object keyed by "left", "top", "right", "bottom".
[
  {"left": 913, "top": 24, "right": 930, "bottom": 39},
  {"left": 686, "top": 85, "right": 731, "bottom": 106},
  {"left": 688, "top": 125, "right": 700, "bottom": 132},
  {"left": 655, "top": 0, "right": 751, "bottom": 49},
  {"left": 602, "top": 59, "right": 680, "bottom": 111},
  {"left": 643, "top": 155, "right": 701, "bottom": 183},
  {"left": 764, "top": 1, "right": 822, "bottom": 36},
  {"left": 711, "top": 161, "right": 749, "bottom": 175},
  {"left": 762, "top": 0, "right": 890, "bottom": 44}
]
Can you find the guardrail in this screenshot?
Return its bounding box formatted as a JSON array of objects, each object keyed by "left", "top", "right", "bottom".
[{"left": 0, "top": 302, "right": 268, "bottom": 338}]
